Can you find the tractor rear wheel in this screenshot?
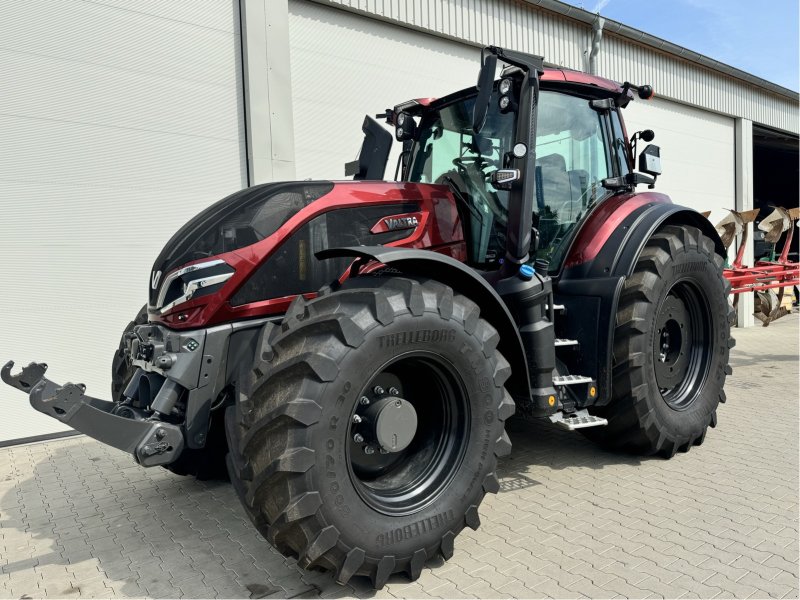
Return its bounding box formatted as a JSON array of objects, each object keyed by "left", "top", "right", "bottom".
[
  {"left": 225, "top": 277, "right": 514, "bottom": 588},
  {"left": 585, "top": 225, "right": 733, "bottom": 457},
  {"left": 111, "top": 305, "right": 229, "bottom": 480}
]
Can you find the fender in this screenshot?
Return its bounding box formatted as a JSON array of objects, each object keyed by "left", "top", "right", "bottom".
[
  {"left": 556, "top": 195, "right": 725, "bottom": 405},
  {"left": 317, "top": 246, "right": 532, "bottom": 400},
  {"left": 561, "top": 193, "right": 725, "bottom": 280}
]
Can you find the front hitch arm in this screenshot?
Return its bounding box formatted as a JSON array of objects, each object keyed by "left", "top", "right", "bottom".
[
  {"left": 1, "top": 360, "right": 48, "bottom": 392},
  {"left": 2, "top": 360, "right": 183, "bottom": 466}
]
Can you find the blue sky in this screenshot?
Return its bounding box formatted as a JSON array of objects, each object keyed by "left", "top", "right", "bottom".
[{"left": 560, "top": 0, "right": 799, "bottom": 91}]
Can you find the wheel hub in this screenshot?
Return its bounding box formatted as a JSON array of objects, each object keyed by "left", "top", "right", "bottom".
[
  {"left": 351, "top": 385, "right": 418, "bottom": 455},
  {"left": 347, "top": 354, "right": 469, "bottom": 515},
  {"left": 654, "top": 295, "right": 690, "bottom": 390},
  {"left": 365, "top": 396, "right": 418, "bottom": 453},
  {"left": 652, "top": 282, "right": 713, "bottom": 410}
]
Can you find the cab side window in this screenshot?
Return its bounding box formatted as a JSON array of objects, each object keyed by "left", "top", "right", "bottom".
[{"left": 534, "top": 91, "right": 611, "bottom": 260}]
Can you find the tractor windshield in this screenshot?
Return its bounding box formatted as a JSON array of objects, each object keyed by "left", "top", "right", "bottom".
[{"left": 407, "top": 89, "right": 611, "bottom": 270}]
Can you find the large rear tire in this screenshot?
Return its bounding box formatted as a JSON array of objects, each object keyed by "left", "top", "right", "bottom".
[
  {"left": 111, "top": 305, "right": 229, "bottom": 480},
  {"left": 225, "top": 277, "right": 514, "bottom": 588},
  {"left": 584, "top": 225, "right": 733, "bottom": 457}
]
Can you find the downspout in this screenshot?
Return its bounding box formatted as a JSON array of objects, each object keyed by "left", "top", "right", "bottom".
[{"left": 588, "top": 15, "right": 605, "bottom": 75}]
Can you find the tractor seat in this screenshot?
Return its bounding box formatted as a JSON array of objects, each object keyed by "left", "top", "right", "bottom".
[{"left": 536, "top": 154, "right": 584, "bottom": 223}]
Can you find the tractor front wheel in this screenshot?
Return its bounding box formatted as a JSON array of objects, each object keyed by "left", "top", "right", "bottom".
[
  {"left": 585, "top": 225, "right": 733, "bottom": 457},
  {"left": 225, "top": 277, "right": 514, "bottom": 588}
]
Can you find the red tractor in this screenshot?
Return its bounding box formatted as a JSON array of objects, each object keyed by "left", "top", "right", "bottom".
[{"left": 3, "top": 46, "right": 732, "bottom": 588}]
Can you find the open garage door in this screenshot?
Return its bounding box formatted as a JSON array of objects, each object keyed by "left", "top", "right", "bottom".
[
  {"left": 0, "top": 1, "right": 246, "bottom": 444},
  {"left": 753, "top": 125, "right": 799, "bottom": 262},
  {"left": 288, "top": 0, "right": 480, "bottom": 180}
]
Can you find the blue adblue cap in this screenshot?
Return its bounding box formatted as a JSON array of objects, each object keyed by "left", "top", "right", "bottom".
[{"left": 518, "top": 264, "right": 535, "bottom": 281}]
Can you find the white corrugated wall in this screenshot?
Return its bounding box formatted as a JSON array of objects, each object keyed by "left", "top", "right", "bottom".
[
  {"left": 623, "top": 97, "right": 735, "bottom": 216},
  {"left": 599, "top": 35, "right": 798, "bottom": 134},
  {"left": 0, "top": 0, "right": 246, "bottom": 443},
  {"left": 313, "top": 0, "right": 798, "bottom": 134},
  {"left": 289, "top": 0, "right": 480, "bottom": 180}
]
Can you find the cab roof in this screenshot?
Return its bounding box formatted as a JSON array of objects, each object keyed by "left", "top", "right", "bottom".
[
  {"left": 541, "top": 66, "right": 624, "bottom": 93},
  {"left": 403, "top": 66, "right": 627, "bottom": 113}
]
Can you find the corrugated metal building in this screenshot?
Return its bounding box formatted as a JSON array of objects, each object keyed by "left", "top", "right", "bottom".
[{"left": 1, "top": 0, "right": 797, "bottom": 444}]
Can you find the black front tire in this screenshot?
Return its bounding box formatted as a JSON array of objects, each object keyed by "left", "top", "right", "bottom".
[
  {"left": 585, "top": 225, "right": 734, "bottom": 457},
  {"left": 225, "top": 277, "right": 514, "bottom": 588},
  {"left": 111, "top": 305, "right": 148, "bottom": 402}
]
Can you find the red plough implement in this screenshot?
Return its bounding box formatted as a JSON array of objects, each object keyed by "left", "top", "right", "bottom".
[{"left": 715, "top": 207, "right": 800, "bottom": 325}]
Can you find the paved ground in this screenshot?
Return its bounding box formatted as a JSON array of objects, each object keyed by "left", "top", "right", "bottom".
[{"left": 1, "top": 315, "right": 798, "bottom": 599}]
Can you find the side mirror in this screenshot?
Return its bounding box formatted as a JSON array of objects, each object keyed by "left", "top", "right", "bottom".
[
  {"left": 472, "top": 53, "right": 497, "bottom": 134},
  {"left": 639, "top": 143, "right": 662, "bottom": 176}
]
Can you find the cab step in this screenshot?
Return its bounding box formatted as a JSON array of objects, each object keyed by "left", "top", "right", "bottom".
[
  {"left": 554, "top": 338, "right": 578, "bottom": 347},
  {"left": 553, "top": 374, "right": 593, "bottom": 385},
  {"left": 549, "top": 409, "right": 608, "bottom": 430}
]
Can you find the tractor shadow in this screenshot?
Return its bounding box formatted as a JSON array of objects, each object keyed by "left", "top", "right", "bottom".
[
  {"left": 499, "top": 415, "right": 648, "bottom": 487},
  {"left": 0, "top": 438, "right": 356, "bottom": 599},
  {"left": 0, "top": 421, "right": 650, "bottom": 599}
]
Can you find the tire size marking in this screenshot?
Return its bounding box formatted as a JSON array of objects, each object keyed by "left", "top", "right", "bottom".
[
  {"left": 671, "top": 261, "right": 705, "bottom": 275},
  {"left": 378, "top": 329, "right": 456, "bottom": 348},
  {"left": 376, "top": 509, "right": 455, "bottom": 547},
  {"left": 325, "top": 380, "right": 353, "bottom": 516},
  {"left": 465, "top": 421, "right": 493, "bottom": 494}
]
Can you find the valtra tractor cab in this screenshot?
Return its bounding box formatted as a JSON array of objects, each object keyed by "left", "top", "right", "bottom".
[{"left": 3, "top": 46, "right": 732, "bottom": 588}]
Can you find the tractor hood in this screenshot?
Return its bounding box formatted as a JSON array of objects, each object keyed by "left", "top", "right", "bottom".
[
  {"left": 149, "top": 181, "right": 335, "bottom": 308},
  {"left": 148, "top": 180, "right": 462, "bottom": 329}
]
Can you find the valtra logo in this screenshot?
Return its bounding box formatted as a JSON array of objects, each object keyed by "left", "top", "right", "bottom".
[{"left": 383, "top": 216, "right": 419, "bottom": 231}]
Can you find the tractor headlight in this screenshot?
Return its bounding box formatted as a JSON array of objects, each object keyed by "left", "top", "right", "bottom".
[
  {"left": 395, "top": 112, "right": 416, "bottom": 141},
  {"left": 153, "top": 259, "right": 235, "bottom": 315},
  {"left": 498, "top": 95, "right": 511, "bottom": 110},
  {"left": 498, "top": 78, "right": 513, "bottom": 95}
]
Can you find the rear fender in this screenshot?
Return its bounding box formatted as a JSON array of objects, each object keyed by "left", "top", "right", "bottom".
[
  {"left": 317, "top": 246, "right": 532, "bottom": 400},
  {"left": 562, "top": 195, "right": 725, "bottom": 280},
  {"left": 609, "top": 206, "right": 725, "bottom": 279},
  {"left": 557, "top": 198, "right": 725, "bottom": 405}
]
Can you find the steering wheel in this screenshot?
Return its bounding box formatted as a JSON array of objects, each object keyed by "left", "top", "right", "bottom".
[{"left": 452, "top": 156, "right": 486, "bottom": 172}]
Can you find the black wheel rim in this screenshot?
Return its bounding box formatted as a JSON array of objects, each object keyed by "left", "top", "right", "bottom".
[
  {"left": 347, "top": 351, "right": 469, "bottom": 516},
  {"left": 653, "top": 279, "right": 713, "bottom": 409}
]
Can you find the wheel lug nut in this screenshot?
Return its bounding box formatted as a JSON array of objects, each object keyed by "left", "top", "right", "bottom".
[
  {"left": 395, "top": 400, "right": 402, "bottom": 407},
  {"left": 373, "top": 386, "right": 384, "bottom": 395},
  {"left": 364, "top": 445, "right": 375, "bottom": 455},
  {"left": 359, "top": 396, "right": 370, "bottom": 405},
  {"left": 388, "top": 387, "right": 399, "bottom": 395},
  {"left": 353, "top": 433, "right": 364, "bottom": 443},
  {"left": 352, "top": 414, "right": 362, "bottom": 424}
]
